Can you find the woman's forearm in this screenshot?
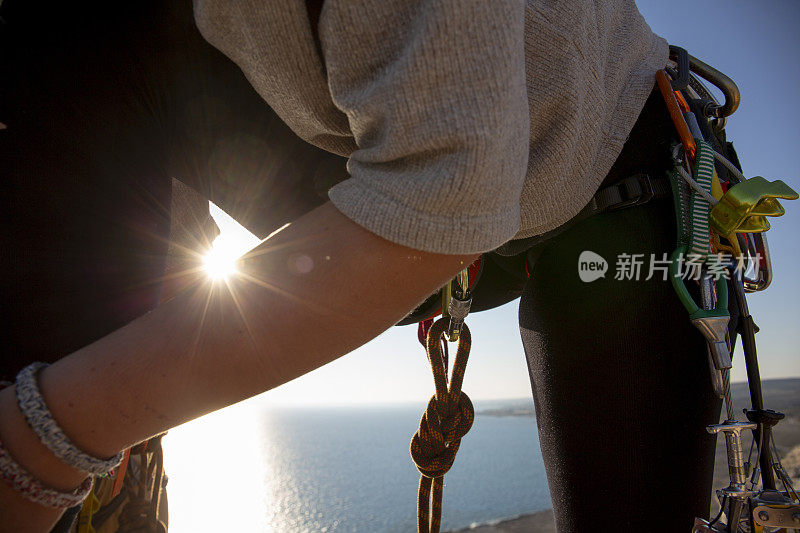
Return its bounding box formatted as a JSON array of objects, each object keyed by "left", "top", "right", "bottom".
[{"left": 0, "top": 202, "right": 477, "bottom": 531}]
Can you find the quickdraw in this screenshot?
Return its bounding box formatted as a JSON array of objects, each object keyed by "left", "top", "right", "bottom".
[{"left": 660, "top": 47, "right": 799, "bottom": 532}]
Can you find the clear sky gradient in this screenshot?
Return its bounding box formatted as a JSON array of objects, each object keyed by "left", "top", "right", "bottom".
[{"left": 208, "top": 0, "right": 799, "bottom": 406}]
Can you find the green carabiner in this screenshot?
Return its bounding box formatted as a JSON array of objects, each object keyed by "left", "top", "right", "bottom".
[{"left": 668, "top": 245, "right": 728, "bottom": 320}]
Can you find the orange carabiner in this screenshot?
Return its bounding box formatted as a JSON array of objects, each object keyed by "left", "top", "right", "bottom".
[
  {"left": 674, "top": 90, "right": 691, "bottom": 113},
  {"left": 656, "top": 69, "right": 696, "bottom": 161}
]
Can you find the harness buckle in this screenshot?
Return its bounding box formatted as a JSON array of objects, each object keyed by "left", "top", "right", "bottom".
[{"left": 607, "top": 173, "right": 655, "bottom": 211}]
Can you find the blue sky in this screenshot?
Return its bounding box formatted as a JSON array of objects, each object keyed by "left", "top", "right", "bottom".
[
  {"left": 636, "top": 0, "right": 800, "bottom": 384},
  {"left": 209, "top": 0, "right": 799, "bottom": 405}
]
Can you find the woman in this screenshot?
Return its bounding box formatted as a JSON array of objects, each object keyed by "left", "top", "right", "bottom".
[{"left": 1, "top": 1, "right": 718, "bottom": 531}]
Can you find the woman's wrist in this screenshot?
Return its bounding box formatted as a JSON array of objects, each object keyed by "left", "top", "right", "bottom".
[
  {"left": 14, "top": 363, "right": 124, "bottom": 475},
  {"left": 0, "top": 386, "right": 92, "bottom": 492},
  {"left": 0, "top": 384, "right": 94, "bottom": 530}
]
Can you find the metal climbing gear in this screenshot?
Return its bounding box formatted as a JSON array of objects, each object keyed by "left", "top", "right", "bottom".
[
  {"left": 410, "top": 283, "right": 474, "bottom": 533},
  {"left": 113, "top": 437, "right": 168, "bottom": 533},
  {"left": 666, "top": 136, "right": 733, "bottom": 398},
  {"left": 657, "top": 68, "right": 697, "bottom": 160},
  {"left": 442, "top": 268, "right": 472, "bottom": 342},
  {"left": 77, "top": 486, "right": 101, "bottom": 533},
  {"left": 710, "top": 176, "right": 798, "bottom": 236},
  {"left": 400, "top": 260, "right": 483, "bottom": 327},
  {"left": 657, "top": 54, "right": 799, "bottom": 532},
  {"left": 706, "top": 420, "right": 759, "bottom": 528}
]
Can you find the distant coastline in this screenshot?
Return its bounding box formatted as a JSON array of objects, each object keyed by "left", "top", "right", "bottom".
[
  {"left": 475, "top": 399, "right": 535, "bottom": 418},
  {"left": 477, "top": 406, "right": 535, "bottom": 418},
  {"left": 447, "top": 509, "right": 554, "bottom": 533}
]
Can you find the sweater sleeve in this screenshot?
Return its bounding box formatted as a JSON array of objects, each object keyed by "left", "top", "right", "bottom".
[{"left": 320, "top": 0, "right": 529, "bottom": 254}]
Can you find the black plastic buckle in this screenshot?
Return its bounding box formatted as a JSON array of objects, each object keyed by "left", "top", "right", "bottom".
[
  {"left": 607, "top": 173, "right": 655, "bottom": 211},
  {"left": 668, "top": 45, "right": 690, "bottom": 91}
]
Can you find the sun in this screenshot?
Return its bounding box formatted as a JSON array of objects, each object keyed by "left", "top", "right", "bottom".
[
  {"left": 202, "top": 202, "right": 262, "bottom": 281},
  {"left": 203, "top": 245, "right": 238, "bottom": 280}
]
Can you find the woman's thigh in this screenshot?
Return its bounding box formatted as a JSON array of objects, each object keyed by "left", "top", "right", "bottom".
[{"left": 519, "top": 199, "right": 722, "bottom": 532}]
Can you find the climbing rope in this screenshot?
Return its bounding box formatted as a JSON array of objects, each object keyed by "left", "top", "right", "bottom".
[{"left": 410, "top": 318, "right": 474, "bottom": 533}]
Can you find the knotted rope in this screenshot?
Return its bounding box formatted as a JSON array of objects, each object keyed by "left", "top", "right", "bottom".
[{"left": 410, "top": 318, "right": 474, "bottom": 533}]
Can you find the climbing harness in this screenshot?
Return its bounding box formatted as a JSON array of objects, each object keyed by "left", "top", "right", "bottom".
[
  {"left": 405, "top": 47, "right": 799, "bottom": 533},
  {"left": 71, "top": 436, "right": 168, "bottom": 533},
  {"left": 658, "top": 47, "right": 799, "bottom": 532},
  {"left": 410, "top": 270, "right": 475, "bottom": 533}
]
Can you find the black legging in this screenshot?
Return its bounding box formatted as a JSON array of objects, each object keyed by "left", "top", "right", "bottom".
[
  {"left": 520, "top": 196, "right": 723, "bottom": 532},
  {"left": 518, "top": 90, "right": 729, "bottom": 532}
]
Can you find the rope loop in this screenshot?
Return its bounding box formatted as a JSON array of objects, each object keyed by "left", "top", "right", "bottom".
[
  {"left": 410, "top": 392, "right": 474, "bottom": 478},
  {"left": 410, "top": 317, "right": 474, "bottom": 532}
]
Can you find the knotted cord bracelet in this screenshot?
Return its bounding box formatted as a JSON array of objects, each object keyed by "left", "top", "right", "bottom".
[
  {"left": 0, "top": 436, "right": 93, "bottom": 508},
  {"left": 15, "top": 362, "right": 124, "bottom": 475}
]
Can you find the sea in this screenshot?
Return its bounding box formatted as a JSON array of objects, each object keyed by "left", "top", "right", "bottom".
[{"left": 161, "top": 401, "right": 551, "bottom": 533}]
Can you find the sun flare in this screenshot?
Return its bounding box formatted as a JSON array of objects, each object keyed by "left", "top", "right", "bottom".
[
  {"left": 202, "top": 202, "right": 262, "bottom": 282},
  {"left": 203, "top": 245, "right": 238, "bottom": 280}
]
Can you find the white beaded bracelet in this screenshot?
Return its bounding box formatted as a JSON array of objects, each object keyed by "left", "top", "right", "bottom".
[
  {"left": 0, "top": 436, "right": 93, "bottom": 508},
  {"left": 15, "top": 362, "right": 124, "bottom": 475}
]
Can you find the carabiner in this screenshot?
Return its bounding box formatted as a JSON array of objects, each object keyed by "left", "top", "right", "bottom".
[
  {"left": 669, "top": 246, "right": 732, "bottom": 380},
  {"left": 657, "top": 70, "right": 696, "bottom": 161},
  {"left": 669, "top": 246, "right": 729, "bottom": 321},
  {"left": 687, "top": 53, "right": 741, "bottom": 118},
  {"left": 443, "top": 268, "right": 471, "bottom": 342}
]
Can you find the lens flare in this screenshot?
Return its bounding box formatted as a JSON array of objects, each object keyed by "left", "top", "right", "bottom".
[{"left": 203, "top": 245, "right": 238, "bottom": 280}]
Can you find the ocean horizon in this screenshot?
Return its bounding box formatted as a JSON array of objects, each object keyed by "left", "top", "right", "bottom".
[{"left": 162, "top": 399, "right": 550, "bottom": 532}]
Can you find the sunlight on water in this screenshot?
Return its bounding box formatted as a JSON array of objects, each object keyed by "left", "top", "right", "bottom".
[
  {"left": 160, "top": 402, "right": 548, "bottom": 533},
  {"left": 162, "top": 399, "right": 275, "bottom": 533}
]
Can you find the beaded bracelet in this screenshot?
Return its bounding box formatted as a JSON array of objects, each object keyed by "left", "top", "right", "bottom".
[
  {"left": 0, "top": 436, "right": 93, "bottom": 508},
  {"left": 15, "top": 362, "right": 124, "bottom": 475}
]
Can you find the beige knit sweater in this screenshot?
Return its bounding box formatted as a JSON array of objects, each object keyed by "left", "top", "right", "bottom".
[{"left": 194, "top": 0, "right": 668, "bottom": 254}]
